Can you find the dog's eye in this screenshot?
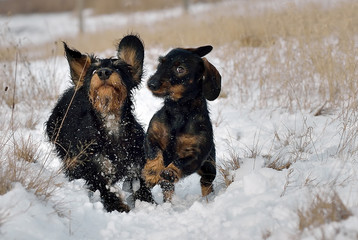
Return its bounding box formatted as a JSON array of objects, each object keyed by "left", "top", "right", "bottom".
[
  {"left": 176, "top": 66, "right": 185, "bottom": 74},
  {"left": 92, "top": 69, "right": 97, "bottom": 75}
]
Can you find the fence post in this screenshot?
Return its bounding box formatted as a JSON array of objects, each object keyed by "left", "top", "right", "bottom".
[
  {"left": 183, "top": 0, "right": 189, "bottom": 13},
  {"left": 76, "top": 0, "right": 84, "bottom": 34}
]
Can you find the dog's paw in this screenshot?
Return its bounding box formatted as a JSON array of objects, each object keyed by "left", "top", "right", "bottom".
[
  {"left": 104, "top": 200, "right": 130, "bottom": 213},
  {"left": 103, "top": 192, "right": 130, "bottom": 213},
  {"left": 159, "top": 180, "right": 174, "bottom": 202},
  {"left": 160, "top": 169, "right": 179, "bottom": 183},
  {"left": 159, "top": 180, "right": 175, "bottom": 191}
]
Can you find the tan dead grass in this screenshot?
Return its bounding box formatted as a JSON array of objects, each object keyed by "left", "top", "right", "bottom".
[
  {"left": 218, "top": 148, "right": 240, "bottom": 188},
  {"left": 298, "top": 191, "right": 352, "bottom": 231},
  {"left": 265, "top": 124, "right": 314, "bottom": 171},
  {"left": 2, "top": 1, "right": 356, "bottom": 111},
  {"left": 0, "top": 39, "right": 60, "bottom": 109},
  {"left": 0, "top": 133, "right": 61, "bottom": 199},
  {"left": 0, "top": 0, "right": 75, "bottom": 14},
  {"left": 13, "top": 135, "right": 40, "bottom": 163},
  {"left": 88, "top": 0, "right": 179, "bottom": 15},
  {"left": 336, "top": 98, "right": 358, "bottom": 160}
]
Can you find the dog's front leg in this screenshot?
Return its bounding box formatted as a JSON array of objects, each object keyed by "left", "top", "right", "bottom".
[
  {"left": 143, "top": 149, "right": 176, "bottom": 202},
  {"left": 142, "top": 145, "right": 166, "bottom": 188},
  {"left": 84, "top": 161, "right": 130, "bottom": 213},
  {"left": 159, "top": 162, "right": 182, "bottom": 202}
]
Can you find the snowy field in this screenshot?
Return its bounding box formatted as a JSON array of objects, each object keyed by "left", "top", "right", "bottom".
[{"left": 1, "top": 0, "right": 358, "bottom": 239}]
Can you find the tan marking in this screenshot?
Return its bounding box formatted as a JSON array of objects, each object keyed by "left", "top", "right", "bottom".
[
  {"left": 201, "top": 184, "right": 214, "bottom": 197},
  {"left": 160, "top": 163, "right": 183, "bottom": 202},
  {"left": 164, "top": 163, "right": 183, "bottom": 183},
  {"left": 69, "top": 56, "right": 91, "bottom": 88},
  {"left": 163, "top": 188, "right": 174, "bottom": 202},
  {"left": 175, "top": 134, "right": 202, "bottom": 159},
  {"left": 89, "top": 72, "right": 127, "bottom": 115},
  {"left": 118, "top": 48, "right": 142, "bottom": 84},
  {"left": 142, "top": 152, "right": 165, "bottom": 187},
  {"left": 169, "top": 84, "right": 186, "bottom": 101},
  {"left": 118, "top": 202, "right": 130, "bottom": 213},
  {"left": 151, "top": 81, "right": 170, "bottom": 97},
  {"left": 197, "top": 160, "right": 216, "bottom": 197},
  {"left": 148, "top": 121, "right": 169, "bottom": 150}
]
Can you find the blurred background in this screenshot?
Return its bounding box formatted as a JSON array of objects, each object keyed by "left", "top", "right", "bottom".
[
  {"left": 1, "top": 0, "right": 357, "bottom": 111},
  {"left": 0, "top": 0, "right": 219, "bottom": 15}
]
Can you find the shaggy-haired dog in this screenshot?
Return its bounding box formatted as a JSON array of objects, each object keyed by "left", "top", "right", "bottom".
[
  {"left": 46, "top": 35, "right": 153, "bottom": 212},
  {"left": 142, "top": 45, "right": 221, "bottom": 202}
]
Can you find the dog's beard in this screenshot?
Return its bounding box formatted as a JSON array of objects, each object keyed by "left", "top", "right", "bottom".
[{"left": 90, "top": 85, "right": 126, "bottom": 115}]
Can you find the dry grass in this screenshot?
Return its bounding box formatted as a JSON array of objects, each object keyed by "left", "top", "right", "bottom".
[
  {"left": 0, "top": 0, "right": 219, "bottom": 15},
  {"left": 3, "top": 1, "right": 356, "bottom": 111},
  {"left": 0, "top": 133, "right": 61, "bottom": 199},
  {"left": 88, "top": 0, "right": 180, "bottom": 15},
  {"left": 264, "top": 119, "right": 316, "bottom": 172},
  {"left": 0, "top": 35, "right": 60, "bottom": 109},
  {"left": 336, "top": 97, "right": 358, "bottom": 159},
  {"left": 218, "top": 148, "right": 240, "bottom": 188},
  {"left": 266, "top": 159, "right": 292, "bottom": 171},
  {"left": 0, "top": 42, "right": 61, "bottom": 199},
  {"left": 0, "top": 0, "right": 75, "bottom": 14},
  {"left": 298, "top": 191, "right": 352, "bottom": 231},
  {"left": 70, "top": 2, "right": 358, "bottom": 49},
  {"left": 13, "top": 135, "right": 40, "bottom": 163}
]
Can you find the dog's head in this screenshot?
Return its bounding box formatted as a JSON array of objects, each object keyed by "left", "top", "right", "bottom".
[
  {"left": 64, "top": 34, "right": 144, "bottom": 115},
  {"left": 147, "top": 45, "right": 221, "bottom": 102}
]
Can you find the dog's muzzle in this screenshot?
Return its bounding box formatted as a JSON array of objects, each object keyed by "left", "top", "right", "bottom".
[{"left": 147, "top": 76, "right": 161, "bottom": 91}]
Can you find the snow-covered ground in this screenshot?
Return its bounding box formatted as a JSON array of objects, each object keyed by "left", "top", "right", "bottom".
[{"left": 1, "top": 1, "right": 358, "bottom": 239}]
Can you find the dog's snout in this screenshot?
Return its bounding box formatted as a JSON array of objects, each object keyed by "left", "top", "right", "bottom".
[
  {"left": 97, "top": 68, "right": 113, "bottom": 80},
  {"left": 147, "top": 77, "right": 161, "bottom": 91}
]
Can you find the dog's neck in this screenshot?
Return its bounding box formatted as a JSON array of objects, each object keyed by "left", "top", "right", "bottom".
[{"left": 165, "top": 94, "right": 207, "bottom": 115}]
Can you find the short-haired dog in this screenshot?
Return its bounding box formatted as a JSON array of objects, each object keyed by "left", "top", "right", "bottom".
[{"left": 142, "top": 45, "right": 221, "bottom": 201}]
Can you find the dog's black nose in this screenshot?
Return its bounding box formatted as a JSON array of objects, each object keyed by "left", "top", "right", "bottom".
[
  {"left": 97, "top": 68, "right": 113, "bottom": 80},
  {"left": 148, "top": 78, "right": 161, "bottom": 91}
]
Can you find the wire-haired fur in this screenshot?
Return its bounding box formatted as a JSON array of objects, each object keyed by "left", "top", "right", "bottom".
[
  {"left": 142, "top": 45, "right": 221, "bottom": 202},
  {"left": 46, "top": 35, "right": 153, "bottom": 212}
]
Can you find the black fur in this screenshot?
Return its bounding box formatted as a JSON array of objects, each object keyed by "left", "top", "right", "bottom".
[
  {"left": 142, "top": 45, "right": 221, "bottom": 202},
  {"left": 46, "top": 35, "right": 153, "bottom": 212}
]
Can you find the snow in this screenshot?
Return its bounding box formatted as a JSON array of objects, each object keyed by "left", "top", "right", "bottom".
[{"left": 1, "top": 0, "right": 358, "bottom": 239}]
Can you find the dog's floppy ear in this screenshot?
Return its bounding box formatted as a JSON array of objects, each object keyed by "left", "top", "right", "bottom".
[
  {"left": 184, "top": 45, "right": 221, "bottom": 100},
  {"left": 64, "top": 42, "right": 91, "bottom": 88},
  {"left": 201, "top": 57, "right": 221, "bottom": 101},
  {"left": 117, "top": 34, "right": 144, "bottom": 87}
]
